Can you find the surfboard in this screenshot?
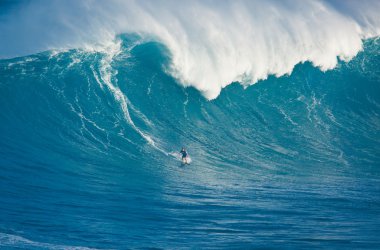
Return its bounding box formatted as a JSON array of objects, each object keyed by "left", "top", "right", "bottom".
[{"left": 182, "top": 156, "right": 192, "bottom": 165}]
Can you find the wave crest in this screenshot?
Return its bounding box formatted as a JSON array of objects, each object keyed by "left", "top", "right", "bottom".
[{"left": 1, "top": 0, "right": 380, "bottom": 98}]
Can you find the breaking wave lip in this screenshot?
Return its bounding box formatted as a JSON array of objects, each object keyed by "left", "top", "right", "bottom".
[{"left": 1, "top": 0, "right": 380, "bottom": 99}]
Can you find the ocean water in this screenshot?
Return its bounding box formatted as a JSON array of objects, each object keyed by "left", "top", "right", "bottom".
[
  {"left": 1, "top": 1, "right": 380, "bottom": 249},
  {"left": 1, "top": 34, "right": 379, "bottom": 249}
]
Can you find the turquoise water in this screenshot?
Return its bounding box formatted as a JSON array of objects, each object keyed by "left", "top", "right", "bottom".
[{"left": 0, "top": 35, "right": 380, "bottom": 249}]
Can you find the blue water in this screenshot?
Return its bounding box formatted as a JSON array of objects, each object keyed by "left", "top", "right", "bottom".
[{"left": 0, "top": 35, "right": 380, "bottom": 249}]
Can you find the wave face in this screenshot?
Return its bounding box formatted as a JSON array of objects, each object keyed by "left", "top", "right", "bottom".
[
  {"left": 1, "top": 0, "right": 380, "bottom": 98},
  {"left": 0, "top": 33, "right": 380, "bottom": 248}
]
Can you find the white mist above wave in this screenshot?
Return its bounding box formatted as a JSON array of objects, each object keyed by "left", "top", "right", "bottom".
[{"left": 1, "top": 0, "right": 380, "bottom": 99}]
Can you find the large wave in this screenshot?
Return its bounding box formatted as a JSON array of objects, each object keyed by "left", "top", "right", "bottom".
[
  {"left": 1, "top": 2, "right": 380, "bottom": 248},
  {"left": 1, "top": 35, "right": 379, "bottom": 168},
  {"left": 1, "top": 0, "right": 380, "bottom": 98},
  {"left": 1, "top": 34, "right": 380, "bottom": 248}
]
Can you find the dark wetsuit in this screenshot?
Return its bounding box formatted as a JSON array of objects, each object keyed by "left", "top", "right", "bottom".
[{"left": 180, "top": 149, "right": 187, "bottom": 159}]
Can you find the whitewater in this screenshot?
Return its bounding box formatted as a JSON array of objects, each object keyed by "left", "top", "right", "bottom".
[
  {"left": 2, "top": 0, "right": 380, "bottom": 99},
  {"left": 0, "top": 0, "right": 380, "bottom": 249}
]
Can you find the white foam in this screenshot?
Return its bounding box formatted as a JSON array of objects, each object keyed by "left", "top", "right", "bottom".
[
  {"left": 0, "top": 232, "right": 96, "bottom": 250},
  {"left": 1, "top": 0, "right": 380, "bottom": 99},
  {"left": 93, "top": 39, "right": 171, "bottom": 155}
]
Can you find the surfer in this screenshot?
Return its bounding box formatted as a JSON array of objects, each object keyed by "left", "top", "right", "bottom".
[{"left": 180, "top": 147, "right": 188, "bottom": 164}]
